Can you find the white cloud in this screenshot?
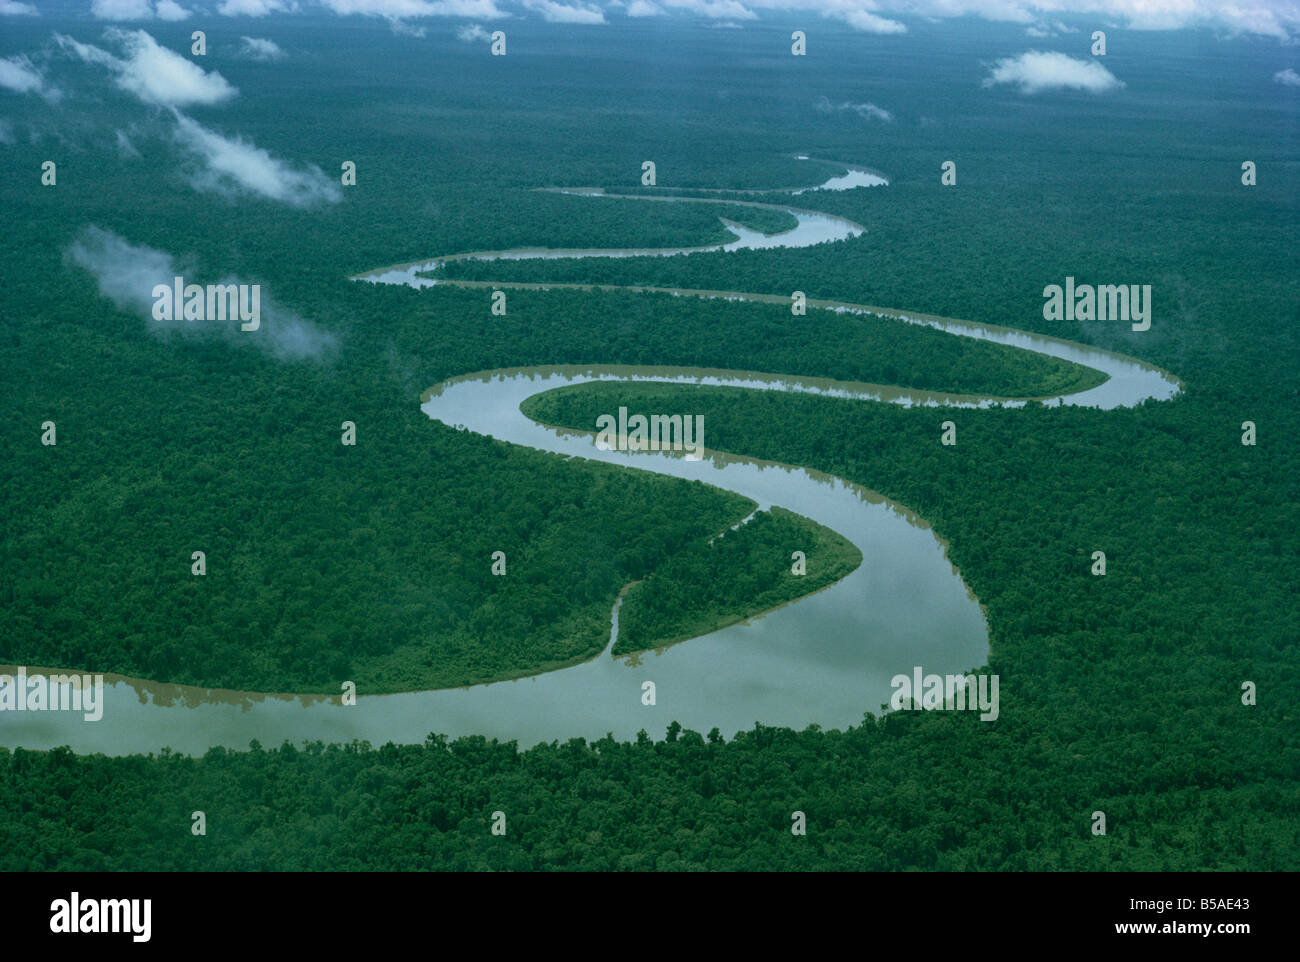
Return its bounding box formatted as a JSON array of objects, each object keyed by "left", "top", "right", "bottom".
[
  {"left": 52, "top": 34, "right": 115, "bottom": 70},
  {"left": 0, "top": 55, "right": 58, "bottom": 100},
  {"left": 91, "top": 0, "right": 154, "bottom": 17},
  {"left": 983, "top": 50, "right": 1124, "bottom": 94},
  {"left": 67, "top": 225, "right": 337, "bottom": 361},
  {"left": 57, "top": 29, "right": 237, "bottom": 107},
  {"left": 814, "top": 96, "right": 893, "bottom": 121},
  {"left": 660, "top": 0, "right": 756, "bottom": 19},
  {"left": 1274, "top": 67, "right": 1300, "bottom": 86},
  {"left": 836, "top": 8, "right": 906, "bottom": 33},
  {"left": 79, "top": 1, "right": 1290, "bottom": 43},
  {"left": 0, "top": 119, "right": 15, "bottom": 143},
  {"left": 1122, "top": 1, "right": 1284, "bottom": 37},
  {"left": 317, "top": 0, "right": 434, "bottom": 11},
  {"left": 1024, "top": 18, "right": 1080, "bottom": 37},
  {"left": 523, "top": 0, "right": 606, "bottom": 22},
  {"left": 90, "top": 0, "right": 191, "bottom": 18},
  {"left": 171, "top": 110, "right": 342, "bottom": 207},
  {"left": 650, "top": 2, "right": 1300, "bottom": 42},
  {"left": 0, "top": 1, "right": 38, "bottom": 14},
  {"left": 218, "top": 0, "right": 296, "bottom": 15},
  {"left": 68, "top": 225, "right": 179, "bottom": 317},
  {"left": 317, "top": 0, "right": 507, "bottom": 17},
  {"left": 456, "top": 23, "right": 491, "bottom": 40},
  {"left": 156, "top": 0, "right": 191, "bottom": 19},
  {"left": 239, "top": 36, "right": 286, "bottom": 60},
  {"left": 966, "top": 0, "right": 1036, "bottom": 24},
  {"left": 388, "top": 17, "right": 427, "bottom": 33},
  {"left": 115, "top": 129, "right": 142, "bottom": 157}
]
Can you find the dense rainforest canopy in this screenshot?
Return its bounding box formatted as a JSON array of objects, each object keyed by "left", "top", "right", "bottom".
[{"left": 0, "top": 15, "right": 1295, "bottom": 870}]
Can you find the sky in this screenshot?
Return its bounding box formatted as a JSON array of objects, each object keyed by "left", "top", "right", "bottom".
[{"left": 1, "top": 1, "right": 1298, "bottom": 43}]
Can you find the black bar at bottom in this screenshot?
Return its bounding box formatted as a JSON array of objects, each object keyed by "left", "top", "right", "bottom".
[{"left": 2, "top": 871, "right": 1280, "bottom": 948}]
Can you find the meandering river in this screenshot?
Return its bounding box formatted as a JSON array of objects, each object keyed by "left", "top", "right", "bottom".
[{"left": 0, "top": 162, "right": 1181, "bottom": 755}]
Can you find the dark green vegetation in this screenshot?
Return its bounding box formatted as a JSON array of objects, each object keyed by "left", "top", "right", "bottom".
[
  {"left": 0, "top": 51, "right": 1099, "bottom": 694},
  {"left": 711, "top": 205, "right": 800, "bottom": 236},
  {"left": 439, "top": 193, "right": 802, "bottom": 249},
  {"left": 614, "top": 505, "right": 862, "bottom": 656},
  {"left": 422, "top": 288, "right": 1103, "bottom": 397},
  {"left": 3, "top": 272, "right": 1072, "bottom": 692},
  {"left": 521, "top": 383, "right": 865, "bottom": 653},
  {"left": 6, "top": 264, "right": 784, "bottom": 693},
  {"left": 2, "top": 704, "right": 1293, "bottom": 869},
  {"left": 1, "top": 14, "right": 1296, "bottom": 869}
]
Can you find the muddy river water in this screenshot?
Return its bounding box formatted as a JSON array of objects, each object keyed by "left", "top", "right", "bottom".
[{"left": 0, "top": 163, "right": 1181, "bottom": 755}]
